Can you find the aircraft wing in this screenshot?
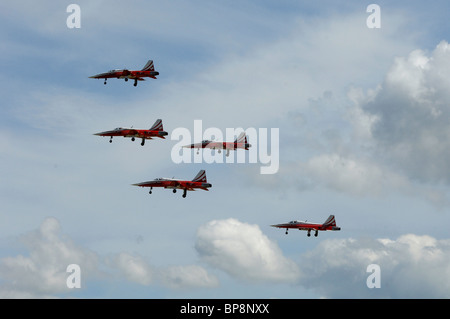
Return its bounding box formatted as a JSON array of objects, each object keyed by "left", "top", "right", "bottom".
[
  {"left": 129, "top": 77, "right": 146, "bottom": 81},
  {"left": 163, "top": 180, "right": 181, "bottom": 189},
  {"left": 203, "top": 142, "right": 223, "bottom": 149}
]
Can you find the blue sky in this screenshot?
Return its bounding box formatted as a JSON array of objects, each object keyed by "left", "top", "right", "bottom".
[{"left": 1, "top": 0, "right": 450, "bottom": 299}]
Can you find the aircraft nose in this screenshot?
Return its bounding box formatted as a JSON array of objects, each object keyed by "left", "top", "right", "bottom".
[{"left": 93, "top": 130, "right": 111, "bottom": 136}]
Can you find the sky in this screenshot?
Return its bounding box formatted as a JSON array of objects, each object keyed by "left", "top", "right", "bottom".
[{"left": 1, "top": 0, "right": 450, "bottom": 299}]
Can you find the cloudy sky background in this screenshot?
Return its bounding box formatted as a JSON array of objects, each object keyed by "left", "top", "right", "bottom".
[{"left": 1, "top": 0, "right": 450, "bottom": 298}]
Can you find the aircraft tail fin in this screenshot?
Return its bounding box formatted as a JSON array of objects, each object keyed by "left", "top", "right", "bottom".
[
  {"left": 149, "top": 119, "right": 164, "bottom": 131},
  {"left": 323, "top": 215, "right": 336, "bottom": 227},
  {"left": 192, "top": 170, "right": 207, "bottom": 183},
  {"left": 141, "top": 60, "right": 155, "bottom": 72},
  {"left": 234, "top": 132, "right": 247, "bottom": 144}
]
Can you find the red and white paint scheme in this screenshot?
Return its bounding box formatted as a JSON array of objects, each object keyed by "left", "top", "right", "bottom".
[
  {"left": 183, "top": 132, "right": 251, "bottom": 156},
  {"left": 89, "top": 60, "right": 159, "bottom": 86},
  {"left": 132, "top": 170, "right": 212, "bottom": 198},
  {"left": 271, "top": 215, "right": 341, "bottom": 237},
  {"left": 94, "top": 119, "right": 168, "bottom": 146}
]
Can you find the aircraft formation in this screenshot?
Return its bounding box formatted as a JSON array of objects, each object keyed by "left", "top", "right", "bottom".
[{"left": 90, "top": 59, "right": 341, "bottom": 237}]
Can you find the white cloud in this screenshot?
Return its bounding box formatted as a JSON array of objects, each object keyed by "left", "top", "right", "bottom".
[
  {"left": 301, "top": 153, "right": 398, "bottom": 196},
  {"left": 108, "top": 253, "right": 219, "bottom": 290},
  {"left": 0, "top": 217, "right": 219, "bottom": 297},
  {"left": 299, "top": 234, "right": 450, "bottom": 298},
  {"left": 246, "top": 40, "right": 450, "bottom": 207},
  {"left": 159, "top": 265, "right": 219, "bottom": 290},
  {"left": 0, "top": 217, "right": 99, "bottom": 298},
  {"left": 356, "top": 41, "right": 450, "bottom": 184},
  {"left": 1, "top": 214, "right": 449, "bottom": 299},
  {"left": 195, "top": 218, "right": 301, "bottom": 283},
  {"left": 194, "top": 218, "right": 450, "bottom": 298},
  {"left": 110, "top": 252, "right": 153, "bottom": 285}
]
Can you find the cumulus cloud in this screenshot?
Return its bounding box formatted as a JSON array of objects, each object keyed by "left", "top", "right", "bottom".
[
  {"left": 251, "top": 151, "right": 415, "bottom": 200},
  {"left": 108, "top": 253, "right": 219, "bottom": 290},
  {"left": 3, "top": 217, "right": 450, "bottom": 298},
  {"left": 299, "top": 234, "right": 450, "bottom": 298},
  {"left": 355, "top": 40, "right": 450, "bottom": 184},
  {"left": 0, "top": 217, "right": 99, "bottom": 298},
  {"left": 110, "top": 252, "right": 153, "bottom": 285},
  {"left": 0, "top": 218, "right": 219, "bottom": 297},
  {"left": 195, "top": 218, "right": 301, "bottom": 283},
  {"left": 193, "top": 219, "right": 450, "bottom": 298},
  {"left": 249, "top": 41, "right": 450, "bottom": 207},
  {"left": 300, "top": 153, "right": 405, "bottom": 196},
  {"left": 159, "top": 265, "right": 219, "bottom": 290}
]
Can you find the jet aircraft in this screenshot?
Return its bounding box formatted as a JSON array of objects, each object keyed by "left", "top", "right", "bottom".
[
  {"left": 132, "top": 170, "right": 212, "bottom": 198},
  {"left": 94, "top": 119, "right": 168, "bottom": 146},
  {"left": 271, "top": 215, "right": 341, "bottom": 237},
  {"left": 183, "top": 132, "right": 251, "bottom": 156},
  {"left": 89, "top": 59, "right": 159, "bottom": 86}
]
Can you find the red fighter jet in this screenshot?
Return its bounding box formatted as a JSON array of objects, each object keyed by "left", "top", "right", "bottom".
[
  {"left": 94, "top": 119, "right": 168, "bottom": 146},
  {"left": 183, "top": 132, "right": 251, "bottom": 156},
  {"left": 271, "top": 215, "right": 341, "bottom": 237},
  {"left": 132, "top": 170, "right": 212, "bottom": 198},
  {"left": 89, "top": 59, "right": 159, "bottom": 87}
]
